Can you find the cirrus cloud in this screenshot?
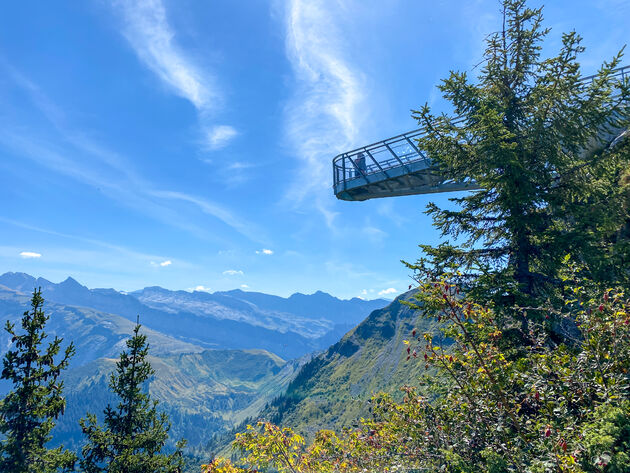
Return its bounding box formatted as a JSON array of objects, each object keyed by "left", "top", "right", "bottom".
[
  {"left": 205, "top": 125, "right": 238, "bottom": 150},
  {"left": 112, "top": 0, "right": 238, "bottom": 153},
  {"left": 113, "top": 0, "right": 215, "bottom": 110},
  {"left": 222, "top": 269, "right": 244, "bottom": 276},
  {"left": 256, "top": 249, "right": 274, "bottom": 255},
  {"left": 282, "top": 0, "right": 366, "bottom": 224}
]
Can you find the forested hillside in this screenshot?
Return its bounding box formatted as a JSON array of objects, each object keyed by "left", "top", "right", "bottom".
[
  {"left": 240, "top": 291, "right": 439, "bottom": 438},
  {"left": 53, "top": 349, "right": 308, "bottom": 450}
]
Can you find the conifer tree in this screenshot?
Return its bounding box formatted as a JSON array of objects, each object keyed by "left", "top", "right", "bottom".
[
  {"left": 80, "top": 320, "right": 185, "bottom": 473},
  {"left": 411, "top": 0, "right": 630, "bottom": 310},
  {"left": 0, "top": 289, "right": 76, "bottom": 473}
]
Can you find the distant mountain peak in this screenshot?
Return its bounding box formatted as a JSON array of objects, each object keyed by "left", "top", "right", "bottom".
[
  {"left": 288, "top": 291, "right": 326, "bottom": 300},
  {"left": 2, "top": 271, "right": 29, "bottom": 277},
  {"left": 0, "top": 272, "right": 38, "bottom": 292},
  {"left": 60, "top": 276, "right": 83, "bottom": 287},
  {"left": 0, "top": 271, "right": 35, "bottom": 282},
  {"left": 217, "top": 289, "right": 243, "bottom": 295}
]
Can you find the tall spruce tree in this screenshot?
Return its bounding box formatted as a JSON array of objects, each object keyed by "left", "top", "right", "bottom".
[
  {"left": 411, "top": 0, "right": 630, "bottom": 311},
  {"left": 0, "top": 289, "right": 76, "bottom": 473},
  {"left": 80, "top": 320, "right": 185, "bottom": 473}
]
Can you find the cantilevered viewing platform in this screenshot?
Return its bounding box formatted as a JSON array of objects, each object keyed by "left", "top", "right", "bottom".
[
  {"left": 333, "top": 65, "right": 629, "bottom": 202},
  {"left": 332, "top": 124, "right": 479, "bottom": 201}
]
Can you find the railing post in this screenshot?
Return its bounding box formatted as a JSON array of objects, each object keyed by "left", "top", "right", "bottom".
[
  {"left": 404, "top": 136, "right": 429, "bottom": 162},
  {"left": 384, "top": 143, "right": 412, "bottom": 174},
  {"left": 365, "top": 149, "right": 396, "bottom": 193}
]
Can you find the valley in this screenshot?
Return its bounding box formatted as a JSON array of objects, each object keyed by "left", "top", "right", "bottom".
[{"left": 0, "top": 272, "right": 391, "bottom": 452}]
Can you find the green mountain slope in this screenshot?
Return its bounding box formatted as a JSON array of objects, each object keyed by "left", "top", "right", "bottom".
[
  {"left": 251, "top": 291, "right": 438, "bottom": 438},
  {"left": 54, "top": 348, "right": 307, "bottom": 450}
]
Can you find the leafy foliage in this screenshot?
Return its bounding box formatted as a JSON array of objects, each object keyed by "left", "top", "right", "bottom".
[
  {"left": 202, "top": 422, "right": 391, "bottom": 473},
  {"left": 0, "top": 289, "right": 76, "bottom": 473},
  {"left": 207, "top": 271, "right": 630, "bottom": 473},
  {"left": 363, "top": 272, "right": 630, "bottom": 472},
  {"left": 80, "top": 321, "right": 186, "bottom": 472}
]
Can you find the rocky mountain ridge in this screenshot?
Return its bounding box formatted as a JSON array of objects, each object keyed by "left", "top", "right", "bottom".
[{"left": 0, "top": 272, "right": 387, "bottom": 359}]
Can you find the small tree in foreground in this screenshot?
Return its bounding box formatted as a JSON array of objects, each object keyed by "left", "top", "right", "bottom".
[
  {"left": 80, "top": 320, "right": 186, "bottom": 473},
  {"left": 0, "top": 289, "right": 76, "bottom": 473}
]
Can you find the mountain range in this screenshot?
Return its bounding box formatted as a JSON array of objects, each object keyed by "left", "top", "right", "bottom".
[
  {"left": 0, "top": 272, "right": 387, "bottom": 359},
  {"left": 0, "top": 272, "right": 435, "bottom": 464},
  {"left": 0, "top": 271, "right": 389, "bottom": 450}
]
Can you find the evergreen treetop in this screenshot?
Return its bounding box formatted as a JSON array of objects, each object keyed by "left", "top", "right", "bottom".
[
  {"left": 80, "top": 320, "right": 185, "bottom": 473},
  {"left": 0, "top": 288, "right": 76, "bottom": 473},
  {"left": 410, "top": 0, "right": 630, "bottom": 310}
]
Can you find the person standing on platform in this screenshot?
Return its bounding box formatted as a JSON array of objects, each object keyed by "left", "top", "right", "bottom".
[{"left": 354, "top": 152, "right": 366, "bottom": 178}]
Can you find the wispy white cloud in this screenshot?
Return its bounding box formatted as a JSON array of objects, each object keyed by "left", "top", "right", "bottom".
[
  {"left": 324, "top": 260, "right": 377, "bottom": 280},
  {"left": 0, "top": 217, "right": 192, "bottom": 269},
  {"left": 282, "top": 0, "right": 366, "bottom": 217},
  {"left": 20, "top": 251, "right": 41, "bottom": 259},
  {"left": 362, "top": 224, "right": 387, "bottom": 244},
  {"left": 0, "top": 128, "right": 261, "bottom": 243},
  {"left": 1, "top": 244, "right": 194, "bottom": 284},
  {"left": 151, "top": 190, "right": 268, "bottom": 244},
  {"left": 112, "top": 0, "right": 237, "bottom": 152},
  {"left": 222, "top": 269, "right": 243, "bottom": 276},
  {"left": 240, "top": 284, "right": 250, "bottom": 289},
  {"left": 0, "top": 68, "right": 262, "bottom": 244},
  {"left": 113, "top": 0, "right": 214, "bottom": 110},
  {"left": 213, "top": 160, "right": 261, "bottom": 189},
  {"left": 376, "top": 201, "right": 409, "bottom": 227},
  {"left": 256, "top": 248, "right": 274, "bottom": 255},
  {"left": 204, "top": 125, "right": 238, "bottom": 150},
  {"left": 160, "top": 260, "right": 172, "bottom": 267}
]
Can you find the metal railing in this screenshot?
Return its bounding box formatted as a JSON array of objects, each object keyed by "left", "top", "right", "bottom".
[{"left": 333, "top": 65, "right": 629, "bottom": 195}]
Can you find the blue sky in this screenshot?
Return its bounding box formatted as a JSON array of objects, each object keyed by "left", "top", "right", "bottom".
[{"left": 0, "top": 0, "right": 628, "bottom": 299}]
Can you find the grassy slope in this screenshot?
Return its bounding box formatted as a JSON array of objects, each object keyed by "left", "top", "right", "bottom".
[{"left": 252, "top": 290, "right": 438, "bottom": 438}]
